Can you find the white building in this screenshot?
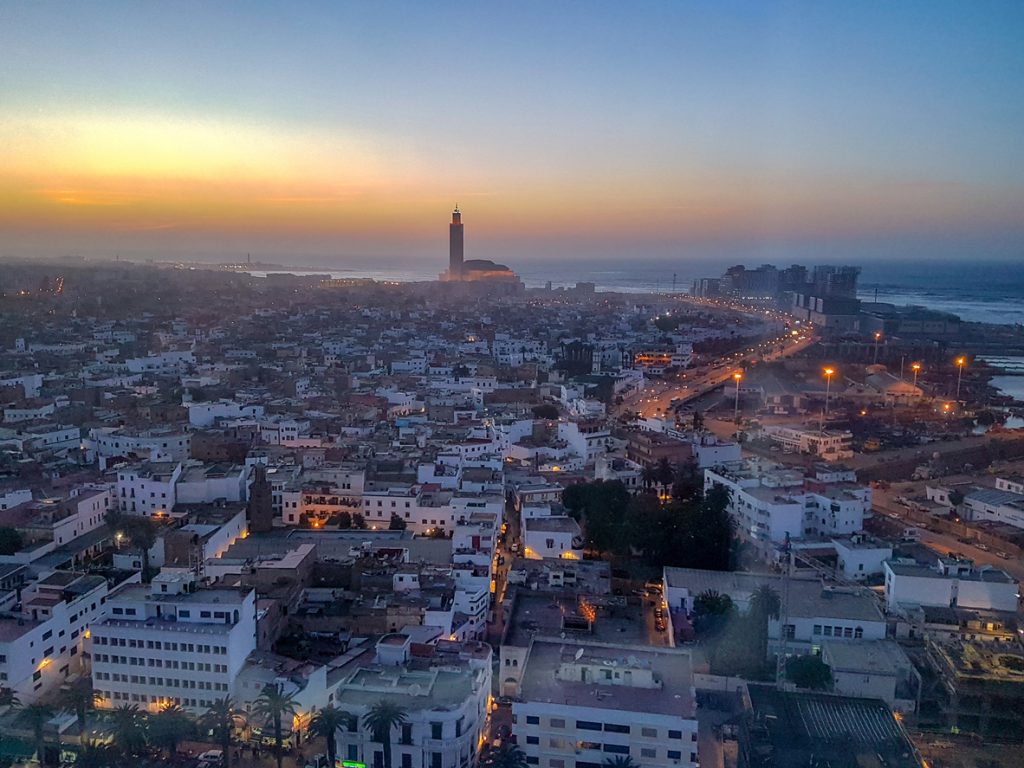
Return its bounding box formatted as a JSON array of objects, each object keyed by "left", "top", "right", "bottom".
[
  {"left": 90, "top": 572, "right": 257, "bottom": 714},
  {"left": 822, "top": 640, "right": 919, "bottom": 714},
  {"left": 91, "top": 427, "right": 191, "bottom": 464},
  {"left": 763, "top": 426, "right": 854, "bottom": 461},
  {"left": 704, "top": 460, "right": 869, "bottom": 557},
  {"left": 332, "top": 635, "right": 492, "bottom": 768},
  {"left": 188, "top": 400, "right": 264, "bottom": 428},
  {"left": 832, "top": 534, "right": 893, "bottom": 581},
  {"left": 175, "top": 463, "right": 248, "bottom": 505},
  {"left": 512, "top": 638, "right": 699, "bottom": 768},
  {"left": 0, "top": 572, "right": 111, "bottom": 702},
  {"left": 523, "top": 516, "right": 582, "bottom": 560},
  {"left": 883, "top": 557, "right": 1019, "bottom": 613},
  {"left": 117, "top": 461, "right": 183, "bottom": 516}
]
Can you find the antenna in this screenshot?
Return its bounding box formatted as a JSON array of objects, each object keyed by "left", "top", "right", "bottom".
[{"left": 574, "top": 647, "right": 585, "bottom": 661}]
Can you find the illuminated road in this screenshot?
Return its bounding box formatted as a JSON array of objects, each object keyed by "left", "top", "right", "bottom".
[{"left": 621, "top": 330, "right": 816, "bottom": 419}]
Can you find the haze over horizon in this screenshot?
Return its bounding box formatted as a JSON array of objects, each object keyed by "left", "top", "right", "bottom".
[{"left": 2, "top": 1, "right": 1023, "bottom": 267}]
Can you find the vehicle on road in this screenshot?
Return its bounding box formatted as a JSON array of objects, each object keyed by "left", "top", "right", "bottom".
[{"left": 997, "top": 551, "right": 1011, "bottom": 560}]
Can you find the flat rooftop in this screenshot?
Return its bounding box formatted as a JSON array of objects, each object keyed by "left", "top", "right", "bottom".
[
  {"left": 518, "top": 638, "right": 696, "bottom": 718},
  {"left": 745, "top": 685, "right": 922, "bottom": 768},
  {"left": 506, "top": 591, "right": 645, "bottom": 648}
]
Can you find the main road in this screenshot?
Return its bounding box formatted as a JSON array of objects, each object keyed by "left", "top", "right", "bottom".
[{"left": 620, "top": 328, "right": 816, "bottom": 419}]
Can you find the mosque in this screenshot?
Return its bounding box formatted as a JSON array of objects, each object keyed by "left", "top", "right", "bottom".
[{"left": 440, "top": 205, "right": 521, "bottom": 284}]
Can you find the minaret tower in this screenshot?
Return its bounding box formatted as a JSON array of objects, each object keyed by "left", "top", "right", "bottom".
[{"left": 449, "top": 204, "right": 464, "bottom": 279}]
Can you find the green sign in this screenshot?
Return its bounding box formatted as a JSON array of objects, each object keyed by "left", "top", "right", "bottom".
[{"left": 341, "top": 762, "right": 366, "bottom": 768}]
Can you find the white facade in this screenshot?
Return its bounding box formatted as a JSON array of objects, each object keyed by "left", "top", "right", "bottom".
[
  {"left": 90, "top": 575, "right": 257, "bottom": 714},
  {"left": 764, "top": 426, "right": 854, "bottom": 461},
  {"left": 0, "top": 572, "right": 111, "bottom": 703},
  {"left": 188, "top": 400, "right": 264, "bottom": 428},
  {"left": 884, "top": 559, "right": 1019, "bottom": 613},
  {"left": 332, "top": 637, "right": 492, "bottom": 768},
  {"left": 833, "top": 534, "right": 893, "bottom": 581},
  {"left": 117, "top": 462, "right": 182, "bottom": 515},
  {"left": 523, "top": 517, "right": 582, "bottom": 560},
  {"left": 92, "top": 427, "right": 191, "bottom": 463},
  {"left": 512, "top": 639, "right": 699, "bottom": 768}
]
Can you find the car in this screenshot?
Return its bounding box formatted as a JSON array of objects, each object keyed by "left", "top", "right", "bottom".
[
  {"left": 198, "top": 751, "right": 223, "bottom": 765},
  {"left": 997, "top": 551, "right": 1011, "bottom": 560},
  {"left": 976, "top": 543, "right": 991, "bottom": 552}
]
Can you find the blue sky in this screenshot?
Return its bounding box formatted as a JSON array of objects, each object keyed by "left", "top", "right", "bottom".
[{"left": 1, "top": 1, "right": 1022, "bottom": 265}]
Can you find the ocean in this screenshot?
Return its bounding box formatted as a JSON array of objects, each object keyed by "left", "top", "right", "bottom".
[{"left": 246, "top": 259, "right": 1024, "bottom": 326}]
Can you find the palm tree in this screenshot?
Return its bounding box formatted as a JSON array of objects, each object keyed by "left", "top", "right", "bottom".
[
  {"left": 77, "top": 738, "right": 115, "bottom": 768},
  {"left": 149, "top": 703, "right": 196, "bottom": 758},
  {"left": 200, "top": 696, "right": 245, "bottom": 768},
  {"left": 108, "top": 703, "right": 148, "bottom": 758},
  {"left": 0, "top": 687, "right": 21, "bottom": 710},
  {"left": 60, "top": 676, "right": 97, "bottom": 736},
  {"left": 361, "top": 700, "right": 408, "bottom": 768},
  {"left": 603, "top": 758, "right": 639, "bottom": 768},
  {"left": 481, "top": 742, "right": 528, "bottom": 768},
  {"left": 16, "top": 703, "right": 55, "bottom": 766},
  {"left": 253, "top": 683, "right": 299, "bottom": 768},
  {"left": 309, "top": 705, "right": 352, "bottom": 768},
  {"left": 749, "top": 584, "right": 782, "bottom": 664},
  {"left": 655, "top": 457, "right": 674, "bottom": 492},
  {"left": 123, "top": 516, "right": 158, "bottom": 580},
  {"left": 640, "top": 464, "right": 658, "bottom": 492}
]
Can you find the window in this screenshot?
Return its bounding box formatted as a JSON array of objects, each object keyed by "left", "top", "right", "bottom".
[
  {"left": 641, "top": 749, "right": 656, "bottom": 759},
  {"left": 641, "top": 728, "right": 657, "bottom": 738},
  {"left": 604, "top": 724, "right": 629, "bottom": 734},
  {"left": 550, "top": 718, "right": 565, "bottom": 729},
  {"left": 668, "top": 730, "right": 682, "bottom": 739},
  {"left": 526, "top": 736, "right": 539, "bottom": 745},
  {"left": 667, "top": 751, "right": 681, "bottom": 760},
  {"left": 431, "top": 722, "right": 442, "bottom": 740},
  {"left": 576, "top": 721, "right": 602, "bottom": 731},
  {"left": 526, "top": 716, "right": 540, "bottom": 725},
  {"left": 603, "top": 745, "right": 629, "bottom": 755}
]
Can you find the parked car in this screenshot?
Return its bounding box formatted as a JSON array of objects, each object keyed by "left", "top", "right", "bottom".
[{"left": 997, "top": 551, "right": 1011, "bottom": 560}]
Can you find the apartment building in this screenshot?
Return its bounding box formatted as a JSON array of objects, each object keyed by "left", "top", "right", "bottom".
[
  {"left": 0, "top": 571, "right": 110, "bottom": 702},
  {"left": 90, "top": 572, "right": 257, "bottom": 713},
  {"left": 333, "top": 635, "right": 492, "bottom": 768},
  {"left": 512, "top": 638, "right": 699, "bottom": 768}
]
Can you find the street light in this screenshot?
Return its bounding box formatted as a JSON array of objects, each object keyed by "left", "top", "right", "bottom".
[
  {"left": 911, "top": 362, "right": 921, "bottom": 389},
  {"left": 955, "top": 356, "right": 967, "bottom": 402},
  {"left": 733, "top": 371, "right": 743, "bottom": 423},
  {"left": 873, "top": 332, "right": 882, "bottom": 364},
  {"left": 820, "top": 367, "right": 835, "bottom": 433}
]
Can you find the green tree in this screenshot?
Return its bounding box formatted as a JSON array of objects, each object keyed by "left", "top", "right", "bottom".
[
  {"left": 352, "top": 513, "right": 367, "bottom": 529},
  {"left": 362, "top": 700, "right": 409, "bottom": 768},
  {"left": 16, "top": 703, "right": 55, "bottom": 766},
  {"left": 640, "top": 464, "right": 658, "bottom": 491},
  {"left": 948, "top": 489, "right": 965, "bottom": 508},
  {"left": 388, "top": 513, "right": 407, "bottom": 531},
  {"left": 59, "top": 676, "right": 97, "bottom": 736},
  {"left": 149, "top": 703, "right": 195, "bottom": 758},
  {"left": 481, "top": 742, "right": 529, "bottom": 768},
  {"left": 253, "top": 683, "right": 298, "bottom": 768},
  {"left": 655, "top": 457, "right": 675, "bottom": 491},
  {"left": 531, "top": 403, "right": 559, "bottom": 420},
  {"left": 0, "top": 527, "right": 23, "bottom": 556},
  {"left": 692, "top": 589, "right": 734, "bottom": 637},
  {"left": 309, "top": 705, "right": 352, "bottom": 768},
  {"left": 76, "top": 738, "right": 114, "bottom": 768},
  {"left": 785, "top": 655, "right": 833, "bottom": 690},
  {"left": 749, "top": 584, "right": 782, "bottom": 665},
  {"left": 670, "top": 459, "right": 702, "bottom": 503},
  {"left": 336, "top": 510, "right": 353, "bottom": 529},
  {"left": 603, "top": 757, "right": 639, "bottom": 768},
  {"left": 199, "top": 697, "right": 245, "bottom": 768},
  {"left": 108, "top": 703, "right": 148, "bottom": 757},
  {"left": 122, "top": 516, "right": 158, "bottom": 580}
]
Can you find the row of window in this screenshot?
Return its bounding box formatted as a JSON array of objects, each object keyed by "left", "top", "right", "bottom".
[
  {"left": 813, "top": 625, "right": 864, "bottom": 638},
  {"left": 519, "top": 716, "right": 693, "bottom": 740},
  {"left": 99, "top": 690, "right": 218, "bottom": 707},
  {"left": 94, "top": 636, "right": 228, "bottom": 653},
  {"left": 93, "top": 654, "right": 227, "bottom": 671},
  {"left": 96, "top": 674, "right": 228, "bottom": 691}
]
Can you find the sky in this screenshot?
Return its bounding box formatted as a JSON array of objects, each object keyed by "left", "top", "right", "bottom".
[{"left": 1, "top": 1, "right": 1023, "bottom": 267}]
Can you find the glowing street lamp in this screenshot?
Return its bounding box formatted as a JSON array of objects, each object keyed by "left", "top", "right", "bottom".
[
  {"left": 911, "top": 362, "right": 921, "bottom": 389},
  {"left": 733, "top": 371, "right": 743, "bottom": 423},
  {"left": 955, "top": 356, "right": 967, "bottom": 401},
  {"left": 820, "top": 367, "right": 835, "bottom": 433},
  {"left": 873, "top": 332, "right": 882, "bottom": 364}
]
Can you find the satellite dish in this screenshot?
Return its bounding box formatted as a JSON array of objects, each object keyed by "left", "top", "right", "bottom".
[{"left": 574, "top": 648, "right": 585, "bottom": 661}]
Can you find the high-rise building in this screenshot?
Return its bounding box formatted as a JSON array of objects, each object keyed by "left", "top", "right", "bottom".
[{"left": 449, "top": 205, "right": 464, "bottom": 278}]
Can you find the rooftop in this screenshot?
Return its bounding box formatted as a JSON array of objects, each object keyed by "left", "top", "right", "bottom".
[{"left": 517, "top": 638, "right": 696, "bottom": 718}]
